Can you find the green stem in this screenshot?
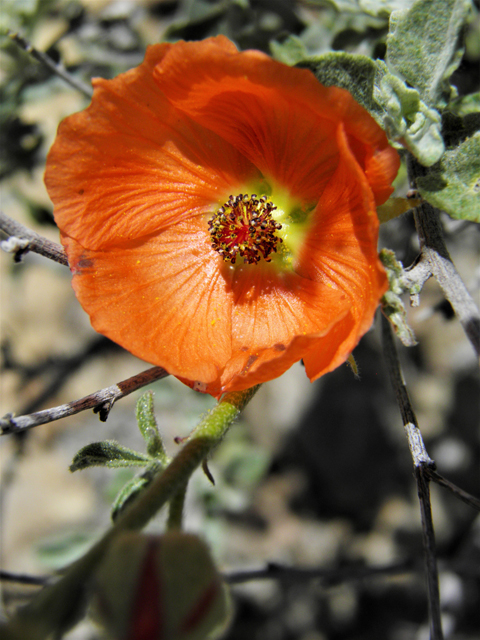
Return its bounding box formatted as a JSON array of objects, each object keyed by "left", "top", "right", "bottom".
[
  {"left": 6, "top": 385, "right": 260, "bottom": 640},
  {"left": 167, "top": 482, "right": 188, "bottom": 530}
]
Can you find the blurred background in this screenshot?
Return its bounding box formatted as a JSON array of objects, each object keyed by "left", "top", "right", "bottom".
[{"left": 1, "top": 1, "right": 479, "bottom": 639}]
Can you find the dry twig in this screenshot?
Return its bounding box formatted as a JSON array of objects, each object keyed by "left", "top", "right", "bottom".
[
  {"left": 226, "top": 559, "right": 418, "bottom": 586},
  {"left": 0, "top": 571, "right": 50, "bottom": 587},
  {"left": 8, "top": 31, "right": 93, "bottom": 99},
  {"left": 0, "top": 211, "right": 68, "bottom": 266},
  {"left": 425, "top": 468, "right": 480, "bottom": 512},
  {"left": 1, "top": 366, "right": 169, "bottom": 435},
  {"left": 382, "top": 313, "right": 444, "bottom": 640}
]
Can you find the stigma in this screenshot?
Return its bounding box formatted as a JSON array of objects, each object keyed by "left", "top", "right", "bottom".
[{"left": 208, "top": 194, "right": 283, "bottom": 265}]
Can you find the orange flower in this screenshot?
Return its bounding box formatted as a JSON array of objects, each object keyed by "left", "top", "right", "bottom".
[{"left": 45, "top": 36, "right": 399, "bottom": 398}]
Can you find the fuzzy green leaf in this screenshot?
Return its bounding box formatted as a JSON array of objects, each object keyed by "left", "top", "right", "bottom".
[
  {"left": 0, "top": 0, "right": 40, "bottom": 31},
  {"left": 70, "top": 441, "right": 151, "bottom": 472},
  {"left": 380, "top": 249, "right": 417, "bottom": 347},
  {"left": 135, "top": 391, "right": 168, "bottom": 461},
  {"left": 298, "top": 52, "right": 380, "bottom": 116},
  {"left": 111, "top": 462, "right": 162, "bottom": 521},
  {"left": 386, "top": 0, "right": 471, "bottom": 109},
  {"left": 374, "top": 62, "right": 445, "bottom": 166},
  {"left": 416, "top": 132, "right": 480, "bottom": 222},
  {"left": 300, "top": 53, "right": 445, "bottom": 166},
  {"left": 448, "top": 92, "right": 480, "bottom": 117},
  {"left": 271, "top": 36, "right": 307, "bottom": 66},
  {"left": 316, "top": 0, "right": 415, "bottom": 16}
]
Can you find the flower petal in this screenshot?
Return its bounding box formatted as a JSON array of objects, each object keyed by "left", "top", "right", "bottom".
[
  {"left": 45, "top": 43, "right": 258, "bottom": 252},
  {"left": 63, "top": 218, "right": 234, "bottom": 384},
  {"left": 297, "top": 123, "right": 388, "bottom": 380},
  {"left": 65, "top": 220, "right": 352, "bottom": 397},
  {"left": 153, "top": 36, "right": 399, "bottom": 205},
  {"left": 213, "top": 266, "right": 352, "bottom": 395}
]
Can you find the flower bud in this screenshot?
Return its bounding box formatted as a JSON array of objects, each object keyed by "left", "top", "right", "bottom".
[{"left": 93, "top": 531, "right": 231, "bottom": 640}]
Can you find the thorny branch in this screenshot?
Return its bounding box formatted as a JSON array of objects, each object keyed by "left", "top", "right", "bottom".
[
  {"left": 0, "top": 366, "right": 169, "bottom": 435},
  {"left": 0, "top": 211, "right": 68, "bottom": 266},
  {"left": 8, "top": 31, "right": 93, "bottom": 100},
  {"left": 405, "top": 156, "right": 480, "bottom": 358},
  {"left": 382, "top": 313, "right": 444, "bottom": 640}
]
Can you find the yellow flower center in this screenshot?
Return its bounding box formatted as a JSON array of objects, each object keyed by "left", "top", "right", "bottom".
[{"left": 208, "top": 194, "right": 283, "bottom": 265}]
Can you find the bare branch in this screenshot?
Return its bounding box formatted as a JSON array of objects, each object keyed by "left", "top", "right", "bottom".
[
  {"left": 426, "top": 468, "right": 480, "bottom": 512},
  {"left": 0, "top": 366, "right": 169, "bottom": 435},
  {"left": 402, "top": 257, "right": 432, "bottom": 307},
  {"left": 0, "top": 211, "right": 68, "bottom": 267},
  {"left": 406, "top": 156, "right": 480, "bottom": 358},
  {"left": 3, "top": 562, "right": 418, "bottom": 589},
  {"left": 381, "top": 314, "right": 444, "bottom": 640},
  {"left": 0, "top": 571, "right": 50, "bottom": 587},
  {"left": 8, "top": 31, "right": 93, "bottom": 100},
  {"left": 225, "top": 559, "right": 417, "bottom": 586}
]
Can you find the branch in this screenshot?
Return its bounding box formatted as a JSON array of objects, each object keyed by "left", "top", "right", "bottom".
[
  {"left": 0, "top": 211, "right": 68, "bottom": 267},
  {"left": 406, "top": 156, "right": 480, "bottom": 358},
  {"left": 381, "top": 314, "right": 444, "bottom": 640},
  {"left": 8, "top": 31, "right": 93, "bottom": 100},
  {"left": 1, "top": 559, "right": 417, "bottom": 590},
  {"left": 226, "top": 559, "right": 418, "bottom": 586},
  {"left": 0, "top": 366, "right": 169, "bottom": 435},
  {"left": 0, "top": 571, "right": 50, "bottom": 587},
  {"left": 426, "top": 468, "right": 480, "bottom": 512}
]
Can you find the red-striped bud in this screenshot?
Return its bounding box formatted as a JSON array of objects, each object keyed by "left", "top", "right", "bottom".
[{"left": 93, "top": 532, "right": 231, "bottom": 640}]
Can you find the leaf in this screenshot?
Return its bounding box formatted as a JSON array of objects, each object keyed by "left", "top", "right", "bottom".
[
  {"left": 36, "top": 531, "right": 94, "bottom": 570},
  {"left": 0, "top": 0, "right": 39, "bottom": 32},
  {"left": 374, "top": 63, "right": 445, "bottom": 166},
  {"left": 312, "top": 0, "right": 416, "bottom": 16},
  {"left": 135, "top": 391, "right": 168, "bottom": 461},
  {"left": 386, "top": 0, "right": 472, "bottom": 109},
  {"left": 111, "top": 462, "right": 162, "bottom": 521},
  {"left": 70, "top": 441, "right": 151, "bottom": 472},
  {"left": 447, "top": 92, "right": 480, "bottom": 117},
  {"left": 271, "top": 36, "right": 307, "bottom": 66},
  {"left": 301, "top": 53, "right": 445, "bottom": 166},
  {"left": 416, "top": 132, "right": 480, "bottom": 222},
  {"left": 377, "top": 197, "right": 420, "bottom": 223},
  {"left": 380, "top": 249, "right": 417, "bottom": 347},
  {"left": 298, "top": 52, "right": 380, "bottom": 116}
]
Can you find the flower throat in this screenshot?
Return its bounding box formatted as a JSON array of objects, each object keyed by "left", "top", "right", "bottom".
[{"left": 208, "top": 193, "right": 282, "bottom": 265}]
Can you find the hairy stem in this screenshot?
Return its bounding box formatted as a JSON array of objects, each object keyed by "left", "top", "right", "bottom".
[{"left": 167, "top": 483, "right": 188, "bottom": 531}]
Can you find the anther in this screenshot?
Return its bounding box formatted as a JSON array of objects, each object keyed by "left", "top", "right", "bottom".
[{"left": 208, "top": 193, "right": 282, "bottom": 265}]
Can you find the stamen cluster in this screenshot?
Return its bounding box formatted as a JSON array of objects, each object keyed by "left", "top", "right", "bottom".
[{"left": 208, "top": 193, "right": 282, "bottom": 265}]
